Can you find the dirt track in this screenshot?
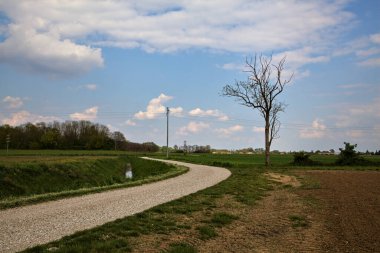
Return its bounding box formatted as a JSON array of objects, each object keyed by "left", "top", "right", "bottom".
[
  {"left": 0, "top": 159, "right": 230, "bottom": 253},
  {"left": 299, "top": 170, "right": 380, "bottom": 252}
]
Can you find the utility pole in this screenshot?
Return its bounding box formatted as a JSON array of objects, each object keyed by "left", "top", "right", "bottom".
[
  {"left": 6, "top": 134, "right": 10, "bottom": 156},
  {"left": 166, "top": 107, "right": 170, "bottom": 158}
]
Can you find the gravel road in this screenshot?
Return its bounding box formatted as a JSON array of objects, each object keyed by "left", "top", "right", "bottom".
[{"left": 0, "top": 158, "right": 231, "bottom": 253}]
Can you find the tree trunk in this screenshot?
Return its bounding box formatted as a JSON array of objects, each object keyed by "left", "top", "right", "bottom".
[{"left": 265, "top": 114, "right": 270, "bottom": 167}]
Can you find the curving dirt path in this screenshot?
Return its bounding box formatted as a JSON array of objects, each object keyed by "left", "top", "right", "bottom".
[{"left": 0, "top": 158, "right": 231, "bottom": 253}]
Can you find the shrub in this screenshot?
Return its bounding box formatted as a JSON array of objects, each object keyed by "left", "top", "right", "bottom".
[
  {"left": 293, "top": 152, "right": 316, "bottom": 166},
  {"left": 336, "top": 142, "right": 366, "bottom": 165}
]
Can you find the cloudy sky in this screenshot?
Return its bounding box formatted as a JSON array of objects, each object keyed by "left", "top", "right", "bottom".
[{"left": 0, "top": 0, "right": 379, "bottom": 151}]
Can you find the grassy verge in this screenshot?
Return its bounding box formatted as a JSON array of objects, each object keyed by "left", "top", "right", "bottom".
[
  {"left": 0, "top": 165, "right": 188, "bottom": 210},
  {"left": 0, "top": 149, "right": 133, "bottom": 156},
  {"left": 0, "top": 156, "right": 188, "bottom": 209},
  {"left": 22, "top": 164, "right": 271, "bottom": 252}
]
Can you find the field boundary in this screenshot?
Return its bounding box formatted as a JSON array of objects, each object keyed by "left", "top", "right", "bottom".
[{"left": 0, "top": 164, "right": 189, "bottom": 210}]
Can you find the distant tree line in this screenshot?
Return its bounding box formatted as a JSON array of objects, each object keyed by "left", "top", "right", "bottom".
[
  {"left": 0, "top": 121, "right": 159, "bottom": 152},
  {"left": 364, "top": 150, "right": 380, "bottom": 155},
  {"left": 172, "top": 144, "right": 211, "bottom": 153}
]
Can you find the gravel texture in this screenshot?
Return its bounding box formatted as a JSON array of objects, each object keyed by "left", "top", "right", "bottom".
[{"left": 0, "top": 158, "right": 231, "bottom": 253}]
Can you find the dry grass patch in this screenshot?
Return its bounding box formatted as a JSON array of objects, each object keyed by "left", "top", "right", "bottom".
[{"left": 265, "top": 172, "right": 301, "bottom": 187}]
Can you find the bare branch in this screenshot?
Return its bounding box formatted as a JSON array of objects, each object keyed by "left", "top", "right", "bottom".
[{"left": 221, "top": 53, "right": 291, "bottom": 166}]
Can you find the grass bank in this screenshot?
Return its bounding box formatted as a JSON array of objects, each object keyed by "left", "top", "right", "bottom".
[
  {"left": 0, "top": 156, "right": 188, "bottom": 209},
  {"left": 0, "top": 149, "right": 131, "bottom": 156}
]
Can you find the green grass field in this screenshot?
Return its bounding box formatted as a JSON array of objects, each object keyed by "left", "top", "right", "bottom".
[
  {"left": 0, "top": 153, "right": 187, "bottom": 209},
  {"left": 2, "top": 149, "right": 379, "bottom": 165},
  {"left": 0, "top": 149, "right": 132, "bottom": 156},
  {"left": 152, "top": 153, "right": 380, "bottom": 169}
]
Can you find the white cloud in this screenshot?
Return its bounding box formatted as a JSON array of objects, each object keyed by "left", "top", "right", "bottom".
[
  {"left": 134, "top": 93, "right": 183, "bottom": 119},
  {"left": 358, "top": 57, "right": 380, "bottom": 67},
  {"left": 216, "top": 125, "right": 244, "bottom": 136},
  {"left": 370, "top": 33, "right": 380, "bottom": 44},
  {"left": 1, "top": 110, "right": 59, "bottom": 126},
  {"left": 338, "top": 83, "right": 368, "bottom": 89},
  {"left": 223, "top": 47, "right": 326, "bottom": 81},
  {"left": 348, "top": 98, "right": 380, "bottom": 118},
  {"left": 177, "top": 121, "right": 209, "bottom": 136},
  {"left": 299, "top": 119, "right": 326, "bottom": 139},
  {"left": 272, "top": 47, "right": 329, "bottom": 80},
  {"left": 170, "top": 107, "right": 184, "bottom": 117},
  {"left": 0, "top": 25, "right": 103, "bottom": 77},
  {"left": 273, "top": 47, "right": 329, "bottom": 66},
  {"left": 2, "top": 96, "right": 23, "bottom": 108},
  {"left": 312, "top": 119, "right": 326, "bottom": 130},
  {"left": 356, "top": 47, "right": 380, "bottom": 57},
  {"left": 345, "top": 130, "right": 364, "bottom": 138},
  {"left": 0, "top": 0, "right": 353, "bottom": 76},
  {"left": 331, "top": 98, "right": 380, "bottom": 132},
  {"left": 333, "top": 38, "right": 367, "bottom": 57},
  {"left": 126, "top": 119, "right": 137, "bottom": 126},
  {"left": 218, "top": 115, "right": 229, "bottom": 121},
  {"left": 334, "top": 33, "right": 380, "bottom": 67},
  {"left": 189, "top": 108, "right": 229, "bottom": 121},
  {"left": 85, "top": 84, "right": 97, "bottom": 90},
  {"left": 220, "top": 63, "right": 245, "bottom": 71},
  {"left": 69, "top": 106, "right": 98, "bottom": 121},
  {"left": 252, "top": 126, "right": 265, "bottom": 133},
  {"left": 333, "top": 115, "right": 352, "bottom": 128}
]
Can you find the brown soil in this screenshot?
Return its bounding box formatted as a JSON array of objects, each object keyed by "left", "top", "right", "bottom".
[
  {"left": 130, "top": 173, "right": 325, "bottom": 252},
  {"left": 296, "top": 170, "right": 380, "bottom": 253},
  {"left": 197, "top": 173, "right": 325, "bottom": 253},
  {"left": 129, "top": 170, "right": 380, "bottom": 253}
]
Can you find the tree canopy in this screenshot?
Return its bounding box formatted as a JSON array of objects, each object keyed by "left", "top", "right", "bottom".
[{"left": 0, "top": 121, "right": 159, "bottom": 152}]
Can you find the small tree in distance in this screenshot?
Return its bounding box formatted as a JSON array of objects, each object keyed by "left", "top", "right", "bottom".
[
  {"left": 336, "top": 142, "right": 364, "bottom": 165},
  {"left": 222, "top": 54, "right": 292, "bottom": 167}
]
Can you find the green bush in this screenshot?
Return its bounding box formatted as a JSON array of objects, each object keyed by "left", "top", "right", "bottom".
[
  {"left": 336, "top": 142, "right": 368, "bottom": 165},
  {"left": 293, "top": 152, "right": 317, "bottom": 166}
]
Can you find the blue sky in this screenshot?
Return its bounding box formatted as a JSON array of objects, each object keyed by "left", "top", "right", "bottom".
[{"left": 0, "top": 0, "right": 379, "bottom": 151}]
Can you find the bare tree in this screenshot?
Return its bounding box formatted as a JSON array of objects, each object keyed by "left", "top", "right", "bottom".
[{"left": 222, "top": 54, "right": 292, "bottom": 167}]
